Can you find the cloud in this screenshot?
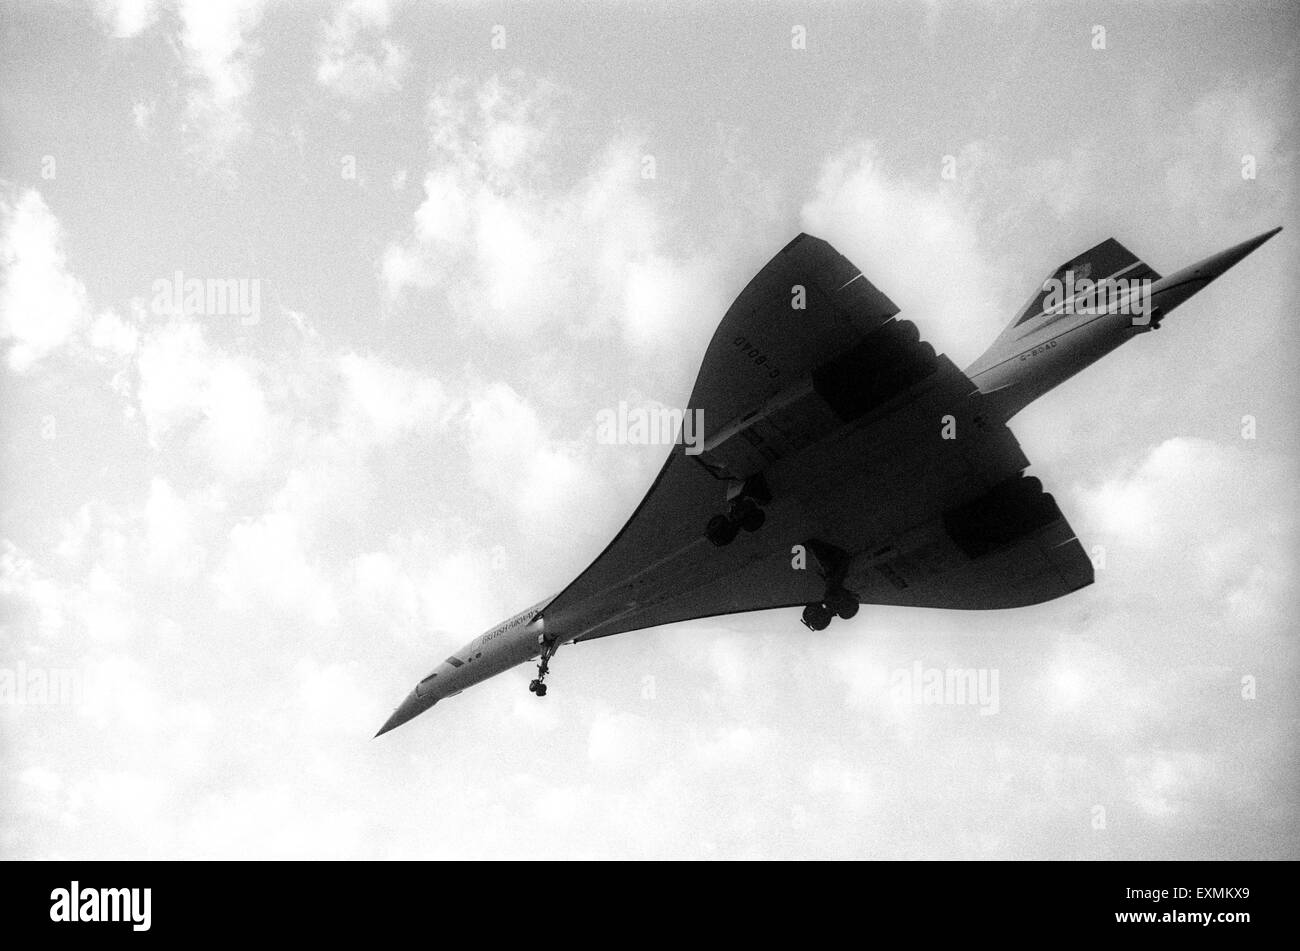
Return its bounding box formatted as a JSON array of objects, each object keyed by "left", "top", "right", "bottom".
[
  {"left": 1073, "top": 437, "right": 1296, "bottom": 623},
  {"left": 0, "top": 185, "right": 142, "bottom": 373},
  {"left": 214, "top": 509, "right": 338, "bottom": 625},
  {"left": 1161, "top": 83, "right": 1294, "bottom": 231},
  {"left": 135, "top": 317, "right": 274, "bottom": 480},
  {"left": 0, "top": 187, "right": 92, "bottom": 372},
  {"left": 91, "top": 0, "right": 163, "bottom": 39},
  {"left": 460, "top": 380, "right": 587, "bottom": 522},
  {"left": 1124, "top": 751, "right": 1214, "bottom": 821},
  {"left": 621, "top": 251, "right": 728, "bottom": 353},
  {"left": 800, "top": 142, "right": 1006, "bottom": 367},
  {"left": 316, "top": 0, "right": 408, "bottom": 101},
  {"left": 88, "top": 307, "right": 140, "bottom": 358},
  {"left": 587, "top": 711, "right": 660, "bottom": 771},
  {"left": 131, "top": 99, "right": 157, "bottom": 135},
  {"left": 350, "top": 550, "right": 421, "bottom": 631},
  {"left": 0, "top": 542, "right": 67, "bottom": 639},
  {"left": 1017, "top": 146, "right": 1100, "bottom": 222},
  {"left": 338, "top": 351, "right": 454, "bottom": 444},
  {"left": 176, "top": 0, "right": 267, "bottom": 163},
  {"left": 185, "top": 785, "right": 366, "bottom": 859},
  {"left": 143, "top": 478, "right": 207, "bottom": 578},
  {"left": 383, "top": 73, "right": 725, "bottom": 351},
  {"left": 295, "top": 659, "right": 381, "bottom": 737},
  {"left": 87, "top": 1, "right": 266, "bottom": 165}
]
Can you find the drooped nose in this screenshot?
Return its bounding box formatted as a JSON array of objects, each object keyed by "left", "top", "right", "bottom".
[
  {"left": 1198, "top": 226, "right": 1283, "bottom": 277},
  {"left": 1149, "top": 226, "right": 1282, "bottom": 315},
  {"left": 374, "top": 689, "right": 424, "bottom": 737}
]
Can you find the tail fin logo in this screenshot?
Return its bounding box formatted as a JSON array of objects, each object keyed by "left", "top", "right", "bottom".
[
  {"left": 1010, "top": 238, "right": 1162, "bottom": 331},
  {"left": 1039, "top": 267, "right": 1153, "bottom": 325}
]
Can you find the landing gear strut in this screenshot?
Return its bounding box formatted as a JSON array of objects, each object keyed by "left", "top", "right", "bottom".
[{"left": 529, "top": 638, "right": 559, "bottom": 697}]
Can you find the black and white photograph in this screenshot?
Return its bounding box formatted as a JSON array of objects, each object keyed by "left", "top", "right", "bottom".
[{"left": 0, "top": 0, "right": 1295, "bottom": 922}]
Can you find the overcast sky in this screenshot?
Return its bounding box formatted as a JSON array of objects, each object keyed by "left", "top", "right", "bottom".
[{"left": 1, "top": 0, "right": 1296, "bottom": 859}]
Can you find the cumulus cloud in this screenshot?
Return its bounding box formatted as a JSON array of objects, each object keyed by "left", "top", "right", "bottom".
[
  {"left": 295, "top": 659, "right": 382, "bottom": 737},
  {"left": 383, "top": 73, "right": 726, "bottom": 351},
  {"left": 800, "top": 142, "right": 1006, "bottom": 367},
  {"left": 143, "top": 477, "right": 207, "bottom": 578},
  {"left": 0, "top": 542, "right": 67, "bottom": 639},
  {"left": 0, "top": 188, "right": 92, "bottom": 372},
  {"left": 460, "top": 380, "right": 589, "bottom": 523},
  {"left": 91, "top": 0, "right": 163, "bottom": 39},
  {"left": 135, "top": 317, "right": 274, "bottom": 479},
  {"left": 1073, "top": 437, "right": 1296, "bottom": 624},
  {"left": 176, "top": 0, "right": 267, "bottom": 163},
  {"left": 337, "top": 350, "right": 453, "bottom": 444},
  {"left": 214, "top": 510, "right": 339, "bottom": 624},
  {"left": 87, "top": 0, "right": 266, "bottom": 165},
  {"left": 587, "top": 710, "right": 659, "bottom": 771},
  {"left": 316, "top": 0, "right": 408, "bottom": 101},
  {"left": 1162, "top": 83, "right": 1293, "bottom": 231}
]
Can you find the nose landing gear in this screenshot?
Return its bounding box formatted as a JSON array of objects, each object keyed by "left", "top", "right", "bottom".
[{"left": 529, "top": 637, "right": 559, "bottom": 697}]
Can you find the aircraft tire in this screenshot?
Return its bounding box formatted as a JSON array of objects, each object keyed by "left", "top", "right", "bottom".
[
  {"left": 801, "top": 603, "right": 833, "bottom": 631},
  {"left": 706, "top": 514, "right": 739, "bottom": 547},
  {"left": 739, "top": 504, "right": 766, "bottom": 532}
]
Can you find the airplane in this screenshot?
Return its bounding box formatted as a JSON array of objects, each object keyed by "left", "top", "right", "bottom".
[{"left": 376, "top": 224, "right": 1282, "bottom": 736}]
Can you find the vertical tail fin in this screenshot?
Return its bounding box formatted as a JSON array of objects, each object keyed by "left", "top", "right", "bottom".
[
  {"left": 965, "top": 238, "right": 1162, "bottom": 420},
  {"left": 969, "top": 237, "right": 1161, "bottom": 379},
  {"left": 966, "top": 228, "right": 1281, "bottom": 422},
  {"left": 1005, "top": 238, "right": 1161, "bottom": 336}
]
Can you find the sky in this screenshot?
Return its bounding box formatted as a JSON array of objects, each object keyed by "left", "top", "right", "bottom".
[{"left": 0, "top": 0, "right": 1297, "bottom": 859}]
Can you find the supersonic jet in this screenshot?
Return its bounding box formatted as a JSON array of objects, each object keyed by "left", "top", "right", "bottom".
[{"left": 377, "top": 226, "right": 1282, "bottom": 736}]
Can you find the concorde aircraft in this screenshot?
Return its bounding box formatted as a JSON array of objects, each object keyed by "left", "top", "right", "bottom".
[{"left": 377, "top": 226, "right": 1282, "bottom": 736}]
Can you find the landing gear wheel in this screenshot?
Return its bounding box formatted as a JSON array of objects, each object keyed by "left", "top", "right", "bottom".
[
  {"left": 706, "top": 514, "right": 739, "bottom": 547},
  {"left": 832, "top": 595, "right": 863, "bottom": 623},
  {"left": 707, "top": 488, "right": 768, "bottom": 544},
  {"left": 801, "top": 602, "right": 834, "bottom": 631},
  {"left": 529, "top": 680, "right": 548, "bottom": 697},
  {"left": 738, "top": 502, "right": 766, "bottom": 533}
]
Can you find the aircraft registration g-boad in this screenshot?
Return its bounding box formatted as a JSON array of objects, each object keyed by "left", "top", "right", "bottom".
[{"left": 377, "top": 225, "right": 1282, "bottom": 736}]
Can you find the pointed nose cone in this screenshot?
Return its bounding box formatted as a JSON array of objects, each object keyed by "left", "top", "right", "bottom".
[
  {"left": 1198, "top": 226, "right": 1283, "bottom": 278},
  {"left": 1149, "top": 226, "right": 1282, "bottom": 316},
  {"left": 374, "top": 689, "right": 426, "bottom": 737}
]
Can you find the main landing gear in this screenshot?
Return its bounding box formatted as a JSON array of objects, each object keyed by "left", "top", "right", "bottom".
[
  {"left": 705, "top": 474, "right": 772, "bottom": 547},
  {"left": 800, "top": 589, "right": 859, "bottom": 631},
  {"left": 798, "top": 538, "right": 860, "bottom": 631},
  {"left": 529, "top": 637, "right": 559, "bottom": 697}
]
